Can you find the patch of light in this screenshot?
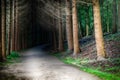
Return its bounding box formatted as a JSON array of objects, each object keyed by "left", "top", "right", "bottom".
[{"left": 23, "top": 58, "right": 43, "bottom": 80}]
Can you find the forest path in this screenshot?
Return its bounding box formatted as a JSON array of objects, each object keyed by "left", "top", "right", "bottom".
[{"left": 0, "top": 46, "right": 101, "bottom": 80}]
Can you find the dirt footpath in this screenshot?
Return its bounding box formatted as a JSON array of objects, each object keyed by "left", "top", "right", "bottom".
[{"left": 0, "top": 46, "right": 101, "bottom": 80}]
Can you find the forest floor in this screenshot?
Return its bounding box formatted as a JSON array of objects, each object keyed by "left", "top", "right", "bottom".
[
  {"left": 0, "top": 46, "right": 101, "bottom": 80},
  {"left": 52, "top": 32, "right": 120, "bottom": 80}
]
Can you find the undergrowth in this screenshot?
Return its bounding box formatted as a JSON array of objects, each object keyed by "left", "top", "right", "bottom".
[
  {"left": 7, "top": 51, "right": 20, "bottom": 60},
  {"left": 105, "top": 32, "right": 120, "bottom": 41},
  {"left": 0, "top": 51, "right": 20, "bottom": 65},
  {"left": 53, "top": 52, "right": 120, "bottom": 80}
]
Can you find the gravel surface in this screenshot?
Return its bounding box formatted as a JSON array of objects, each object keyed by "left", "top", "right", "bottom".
[{"left": 0, "top": 46, "right": 101, "bottom": 80}]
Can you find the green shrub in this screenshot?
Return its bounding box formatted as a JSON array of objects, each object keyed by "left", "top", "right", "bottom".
[{"left": 7, "top": 51, "right": 20, "bottom": 60}]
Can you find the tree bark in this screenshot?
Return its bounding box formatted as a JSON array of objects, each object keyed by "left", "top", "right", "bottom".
[
  {"left": 72, "top": 0, "right": 80, "bottom": 55},
  {"left": 52, "top": 16, "right": 57, "bottom": 51},
  {"left": 106, "top": 5, "right": 110, "bottom": 33},
  {"left": 0, "top": 0, "right": 2, "bottom": 61},
  {"left": 1, "top": 0, "right": 6, "bottom": 59},
  {"left": 112, "top": 0, "right": 117, "bottom": 33},
  {"left": 86, "top": 6, "right": 89, "bottom": 36},
  {"left": 14, "top": 0, "right": 19, "bottom": 51},
  {"left": 10, "top": 0, "right": 15, "bottom": 52},
  {"left": 6, "top": 0, "right": 11, "bottom": 55},
  {"left": 118, "top": 1, "right": 120, "bottom": 32},
  {"left": 58, "top": 0, "right": 64, "bottom": 51},
  {"left": 92, "top": 0, "right": 106, "bottom": 60},
  {"left": 66, "top": 0, "right": 73, "bottom": 51}
]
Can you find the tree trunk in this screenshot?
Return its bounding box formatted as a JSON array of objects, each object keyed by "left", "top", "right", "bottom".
[
  {"left": 53, "top": 17, "right": 57, "bottom": 51},
  {"left": 92, "top": 0, "right": 106, "bottom": 60},
  {"left": 112, "top": 0, "right": 117, "bottom": 33},
  {"left": 118, "top": 1, "right": 120, "bottom": 32},
  {"left": 0, "top": 0, "right": 2, "bottom": 61},
  {"left": 72, "top": 0, "right": 80, "bottom": 55},
  {"left": 86, "top": 24, "right": 89, "bottom": 36},
  {"left": 10, "top": 0, "right": 15, "bottom": 52},
  {"left": 14, "top": 0, "right": 18, "bottom": 51},
  {"left": 106, "top": 5, "right": 110, "bottom": 33},
  {"left": 86, "top": 6, "right": 89, "bottom": 36},
  {"left": 66, "top": 0, "right": 73, "bottom": 51},
  {"left": 58, "top": 0, "right": 64, "bottom": 51},
  {"left": 6, "top": 0, "right": 11, "bottom": 55},
  {"left": 1, "top": 0, "right": 6, "bottom": 59}
]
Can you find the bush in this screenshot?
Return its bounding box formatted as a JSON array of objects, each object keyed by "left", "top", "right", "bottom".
[{"left": 7, "top": 51, "right": 20, "bottom": 60}]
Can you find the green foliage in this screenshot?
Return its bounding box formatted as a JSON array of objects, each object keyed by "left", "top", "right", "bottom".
[
  {"left": 77, "top": 5, "right": 94, "bottom": 37},
  {"left": 65, "top": 57, "right": 120, "bottom": 80},
  {"left": 104, "top": 66, "right": 120, "bottom": 72},
  {"left": 105, "top": 32, "right": 120, "bottom": 41},
  {"left": 53, "top": 52, "right": 62, "bottom": 58},
  {"left": 54, "top": 52, "right": 120, "bottom": 80},
  {"left": 7, "top": 51, "right": 20, "bottom": 60},
  {"left": 63, "top": 57, "right": 81, "bottom": 65},
  {"left": 100, "top": 0, "right": 113, "bottom": 33},
  {"left": 0, "top": 51, "right": 20, "bottom": 65},
  {"left": 77, "top": 0, "right": 116, "bottom": 37},
  {"left": 81, "top": 68, "right": 120, "bottom": 80}
]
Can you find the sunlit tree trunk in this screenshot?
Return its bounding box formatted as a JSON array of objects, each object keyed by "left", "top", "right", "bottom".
[
  {"left": 1, "top": 0, "right": 6, "bottom": 60},
  {"left": 72, "top": 0, "right": 80, "bottom": 55},
  {"left": 58, "top": 0, "right": 64, "bottom": 51},
  {"left": 66, "top": 0, "right": 73, "bottom": 51},
  {"left": 92, "top": 0, "right": 106, "bottom": 60}
]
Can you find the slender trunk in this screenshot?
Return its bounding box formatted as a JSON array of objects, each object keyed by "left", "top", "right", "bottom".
[
  {"left": 10, "top": 0, "right": 14, "bottom": 51},
  {"left": 16, "top": 0, "right": 20, "bottom": 51},
  {"left": 86, "top": 7, "right": 89, "bottom": 36},
  {"left": 107, "top": 5, "right": 110, "bottom": 33},
  {"left": 0, "top": 0, "right": 2, "bottom": 61},
  {"left": 1, "top": 0, "right": 6, "bottom": 59},
  {"left": 10, "top": 0, "right": 15, "bottom": 52},
  {"left": 78, "top": 23, "right": 82, "bottom": 38},
  {"left": 86, "top": 24, "right": 89, "bottom": 36},
  {"left": 58, "top": 0, "right": 64, "bottom": 51},
  {"left": 72, "top": 0, "right": 80, "bottom": 55},
  {"left": 6, "top": 0, "right": 12, "bottom": 55},
  {"left": 92, "top": 0, "right": 106, "bottom": 60},
  {"left": 118, "top": 1, "right": 120, "bottom": 32},
  {"left": 112, "top": 0, "right": 117, "bottom": 33},
  {"left": 66, "top": 0, "right": 73, "bottom": 51},
  {"left": 14, "top": 0, "right": 18, "bottom": 51},
  {"left": 53, "top": 17, "right": 57, "bottom": 51}
]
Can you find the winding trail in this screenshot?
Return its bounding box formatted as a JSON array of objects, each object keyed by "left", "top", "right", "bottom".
[{"left": 0, "top": 46, "right": 101, "bottom": 80}]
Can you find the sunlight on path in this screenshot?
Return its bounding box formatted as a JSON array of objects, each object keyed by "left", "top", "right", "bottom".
[
  {"left": 24, "top": 58, "right": 43, "bottom": 79},
  {"left": 0, "top": 47, "right": 101, "bottom": 80}
]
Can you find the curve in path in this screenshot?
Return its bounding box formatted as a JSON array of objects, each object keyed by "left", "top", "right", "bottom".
[{"left": 0, "top": 46, "right": 101, "bottom": 80}]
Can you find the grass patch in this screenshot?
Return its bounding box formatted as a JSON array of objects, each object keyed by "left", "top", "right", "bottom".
[
  {"left": 0, "top": 51, "right": 20, "bottom": 65},
  {"left": 81, "top": 68, "right": 120, "bottom": 80},
  {"left": 7, "top": 51, "right": 20, "bottom": 60},
  {"left": 53, "top": 52, "right": 120, "bottom": 80}
]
